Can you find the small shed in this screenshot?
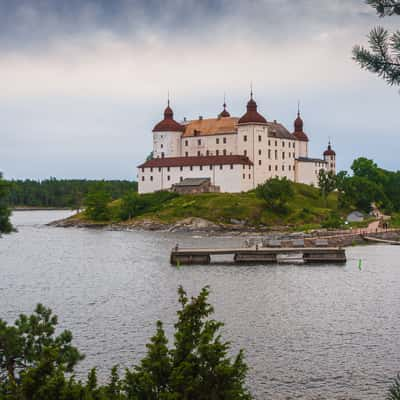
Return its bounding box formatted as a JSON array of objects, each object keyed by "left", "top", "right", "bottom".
[
  {"left": 172, "top": 178, "right": 220, "bottom": 194},
  {"left": 347, "top": 211, "right": 364, "bottom": 223}
]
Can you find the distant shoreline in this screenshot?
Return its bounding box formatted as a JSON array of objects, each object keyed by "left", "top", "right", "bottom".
[{"left": 12, "top": 207, "right": 74, "bottom": 211}]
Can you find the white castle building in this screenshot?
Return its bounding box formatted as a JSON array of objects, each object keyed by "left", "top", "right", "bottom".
[{"left": 138, "top": 94, "right": 336, "bottom": 194}]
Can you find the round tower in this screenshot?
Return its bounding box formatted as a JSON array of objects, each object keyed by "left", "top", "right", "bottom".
[
  {"left": 292, "top": 109, "right": 309, "bottom": 158},
  {"left": 152, "top": 101, "right": 184, "bottom": 158},
  {"left": 323, "top": 141, "right": 336, "bottom": 174}
]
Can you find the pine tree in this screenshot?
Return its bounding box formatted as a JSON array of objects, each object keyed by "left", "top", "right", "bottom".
[
  {"left": 0, "top": 173, "right": 12, "bottom": 234},
  {"left": 353, "top": 1, "right": 400, "bottom": 85}
]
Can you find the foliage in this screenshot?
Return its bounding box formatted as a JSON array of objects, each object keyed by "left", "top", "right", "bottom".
[
  {"left": 336, "top": 157, "right": 400, "bottom": 213},
  {"left": 119, "top": 192, "right": 145, "bottom": 220},
  {"left": 318, "top": 170, "right": 337, "bottom": 201},
  {"left": 6, "top": 178, "right": 137, "bottom": 209},
  {"left": 387, "top": 373, "right": 400, "bottom": 400},
  {"left": 256, "top": 178, "right": 294, "bottom": 213},
  {"left": 353, "top": 1, "right": 400, "bottom": 85},
  {"left": 84, "top": 184, "right": 112, "bottom": 221},
  {"left": 0, "top": 304, "right": 84, "bottom": 399},
  {"left": 0, "top": 287, "right": 252, "bottom": 400},
  {"left": 0, "top": 174, "right": 13, "bottom": 235},
  {"left": 321, "top": 212, "right": 343, "bottom": 229}
]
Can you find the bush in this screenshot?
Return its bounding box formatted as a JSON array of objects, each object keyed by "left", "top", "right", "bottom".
[
  {"left": 321, "top": 212, "right": 343, "bottom": 229},
  {"left": 256, "top": 178, "right": 294, "bottom": 213},
  {"left": 84, "top": 184, "right": 112, "bottom": 221}
]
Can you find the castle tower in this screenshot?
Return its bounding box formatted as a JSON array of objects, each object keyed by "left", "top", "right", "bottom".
[
  {"left": 323, "top": 141, "right": 336, "bottom": 174},
  {"left": 237, "top": 90, "right": 268, "bottom": 187},
  {"left": 292, "top": 108, "right": 309, "bottom": 158},
  {"left": 152, "top": 100, "right": 184, "bottom": 158}
]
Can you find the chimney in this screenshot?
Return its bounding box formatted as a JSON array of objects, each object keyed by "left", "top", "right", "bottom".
[{"left": 199, "top": 115, "right": 203, "bottom": 120}]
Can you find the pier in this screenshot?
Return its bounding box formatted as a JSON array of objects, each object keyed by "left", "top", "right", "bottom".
[{"left": 170, "top": 246, "right": 346, "bottom": 265}]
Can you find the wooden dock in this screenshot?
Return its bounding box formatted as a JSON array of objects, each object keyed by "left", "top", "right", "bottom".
[
  {"left": 170, "top": 246, "right": 346, "bottom": 265},
  {"left": 362, "top": 236, "right": 400, "bottom": 245}
]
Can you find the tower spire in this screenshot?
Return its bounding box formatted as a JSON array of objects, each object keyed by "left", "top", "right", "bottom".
[
  {"left": 167, "top": 90, "right": 170, "bottom": 107},
  {"left": 297, "top": 100, "right": 300, "bottom": 116},
  {"left": 250, "top": 82, "right": 253, "bottom": 99}
]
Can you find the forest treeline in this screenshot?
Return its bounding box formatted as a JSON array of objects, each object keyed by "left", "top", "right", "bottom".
[{"left": 6, "top": 179, "right": 137, "bottom": 208}]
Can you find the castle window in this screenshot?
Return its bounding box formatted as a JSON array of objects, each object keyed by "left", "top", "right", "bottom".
[
  {"left": 220, "top": 165, "right": 223, "bottom": 170},
  {"left": 258, "top": 149, "right": 262, "bottom": 156},
  {"left": 282, "top": 141, "right": 285, "bottom": 147},
  {"left": 158, "top": 167, "right": 161, "bottom": 172},
  {"left": 198, "top": 139, "right": 201, "bottom": 145},
  {"left": 282, "top": 165, "right": 285, "bottom": 171},
  {"left": 216, "top": 150, "right": 219, "bottom": 155},
  {"left": 258, "top": 135, "right": 262, "bottom": 142},
  {"left": 180, "top": 177, "right": 183, "bottom": 182},
  {"left": 275, "top": 150, "right": 278, "bottom": 160},
  {"left": 259, "top": 160, "right": 262, "bottom": 165},
  {"left": 197, "top": 151, "right": 201, "bottom": 156},
  {"left": 293, "top": 152, "right": 295, "bottom": 158},
  {"left": 293, "top": 165, "right": 295, "bottom": 171},
  {"left": 200, "top": 165, "right": 203, "bottom": 171},
  {"left": 161, "top": 144, "right": 163, "bottom": 148},
  {"left": 223, "top": 149, "right": 227, "bottom": 155},
  {"left": 141, "top": 168, "right": 144, "bottom": 172},
  {"left": 150, "top": 176, "right": 153, "bottom": 181},
  {"left": 282, "top": 152, "right": 285, "bottom": 160},
  {"left": 167, "top": 167, "right": 170, "bottom": 172},
  {"left": 216, "top": 138, "right": 220, "bottom": 144},
  {"left": 180, "top": 166, "right": 183, "bottom": 171},
  {"left": 150, "top": 167, "right": 153, "bottom": 172},
  {"left": 161, "top": 152, "right": 165, "bottom": 158},
  {"left": 268, "top": 140, "right": 271, "bottom": 146},
  {"left": 244, "top": 150, "right": 247, "bottom": 156},
  {"left": 275, "top": 165, "right": 278, "bottom": 171},
  {"left": 243, "top": 173, "right": 245, "bottom": 179},
  {"left": 275, "top": 141, "right": 278, "bottom": 146},
  {"left": 185, "top": 140, "right": 188, "bottom": 146},
  {"left": 289, "top": 165, "right": 291, "bottom": 171},
  {"left": 243, "top": 165, "right": 245, "bottom": 170},
  {"left": 190, "top": 166, "right": 193, "bottom": 171},
  {"left": 248, "top": 174, "right": 251, "bottom": 179},
  {"left": 244, "top": 135, "right": 247, "bottom": 142},
  {"left": 268, "top": 150, "right": 271, "bottom": 159},
  {"left": 269, "top": 165, "right": 272, "bottom": 171},
  {"left": 206, "top": 150, "right": 210, "bottom": 156},
  {"left": 223, "top": 137, "right": 227, "bottom": 144},
  {"left": 210, "top": 165, "right": 213, "bottom": 170},
  {"left": 142, "top": 176, "right": 145, "bottom": 181},
  {"left": 167, "top": 176, "right": 170, "bottom": 181}
]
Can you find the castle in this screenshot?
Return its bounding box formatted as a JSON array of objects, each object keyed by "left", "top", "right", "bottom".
[{"left": 138, "top": 93, "right": 336, "bottom": 194}]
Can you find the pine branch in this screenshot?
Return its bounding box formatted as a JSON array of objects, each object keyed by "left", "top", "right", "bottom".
[{"left": 367, "top": 0, "right": 400, "bottom": 16}]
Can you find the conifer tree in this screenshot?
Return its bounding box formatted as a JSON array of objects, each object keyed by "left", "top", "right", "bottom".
[
  {"left": 353, "top": 0, "right": 400, "bottom": 86},
  {"left": 0, "top": 173, "right": 12, "bottom": 234}
]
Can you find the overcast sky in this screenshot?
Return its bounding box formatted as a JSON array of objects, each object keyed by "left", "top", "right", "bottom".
[{"left": 0, "top": 0, "right": 398, "bottom": 180}]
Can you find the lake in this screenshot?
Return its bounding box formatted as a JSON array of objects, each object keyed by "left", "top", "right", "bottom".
[{"left": 1, "top": 210, "right": 399, "bottom": 399}]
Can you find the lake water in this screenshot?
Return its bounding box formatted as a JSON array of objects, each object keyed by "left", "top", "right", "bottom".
[{"left": 1, "top": 210, "right": 400, "bottom": 399}]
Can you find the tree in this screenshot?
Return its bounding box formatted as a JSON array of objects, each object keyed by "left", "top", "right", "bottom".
[
  {"left": 125, "top": 286, "right": 252, "bottom": 400},
  {"left": 256, "top": 178, "right": 294, "bottom": 213},
  {"left": 318, "top": 170, "right": 337, "bottom": 203},
  {"left": 1, "top": 288, "right": 252, "bottom": 399},
  {"left": 0, "top": 173, "right": 13, "bottom": 235},
  {"left": 0, "top": 304, "right": 83, "bottom": 398},
  {"left": 388, "top": 373, "right": 400, "bottom": 399},
  {"left": 119, "top": 192, "right": 144, "bottom": 221},
  {"left": 84, "top": 184, "right": 112, "bottom": 221},
  {"left": 353, "top": 0, "right": 400, "bottom": 86}
]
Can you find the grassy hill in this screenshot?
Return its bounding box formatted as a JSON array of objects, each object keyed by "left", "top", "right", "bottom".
[{"left": 69, "top": 182, "right": 351, "bottom": 231}]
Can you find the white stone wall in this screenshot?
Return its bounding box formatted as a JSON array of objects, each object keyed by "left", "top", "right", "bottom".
[
  {"left": 295, "top": 140, "right": 308, "bottom": 158},
  {"left": 153, "top": 131, "right": 181, "bottom": 158},
  {"left": 295, "top": 160, "right": 327, "bottom": 187},
  {"left": 324, "top": 155, "right": 336, "bottom": 174},
  {"left": 180, "top": 134, "right": 237, "bottom": 157},
  {"left": 237, "top": 124, "right": 296, "bottom": 186},
  {"left": 138, "top": 163, "right": 253, "bottom": 194}
]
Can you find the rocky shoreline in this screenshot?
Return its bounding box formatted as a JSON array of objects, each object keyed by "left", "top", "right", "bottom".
[{"left": 48, "top": 215, "right": 400, "bottom": 247}]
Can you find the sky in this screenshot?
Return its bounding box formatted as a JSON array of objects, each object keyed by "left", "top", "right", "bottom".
[{"left": 0, "top": 0, "right": 399, "bottom": 180}]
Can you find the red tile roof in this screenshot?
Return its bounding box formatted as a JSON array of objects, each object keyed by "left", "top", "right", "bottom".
[
  {"left": 153, "top": 104, "right": 184, "bottom": 132},
  {"left": 238, "top": 96, "right": 267, "bottom": 125},
  {"left": 138, "top": 155, "right": 253, "bottom": 168}
]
